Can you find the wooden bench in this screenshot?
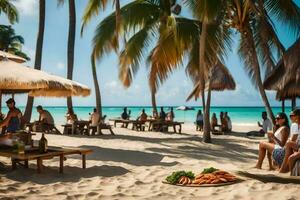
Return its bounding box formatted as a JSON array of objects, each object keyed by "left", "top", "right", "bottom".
[
  {"left": 109, "top": 119, "right": 130, "bottom": 128},
  {"left": 86, "top": 123, "right": 115, "bottom": 135},
  {"left": 151, "top": 121, "right": 183, "bottom": 133},
  {"left": 0, "top": 147, "right": 92, "bottom": 173},
  {"left": 131, "top": 120, "right": 146, "bottom": 131}
]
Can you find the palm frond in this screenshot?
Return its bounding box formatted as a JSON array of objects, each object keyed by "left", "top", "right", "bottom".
[
  {"left": 0, "top": 0, "right": 19, "bottom": 24},
  {"left": 264, "top": 0, "right": 300, "bottom": 36}
]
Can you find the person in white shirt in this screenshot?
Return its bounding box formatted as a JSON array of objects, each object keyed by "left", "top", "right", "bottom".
[
  {"left": 89, "top": 108, "right": 100, "bottom": 127},
  {"left": 247, "top": 111, "right": 273, "bottom": 137},
  {"left": 279, "top": 109, "right": 300, "bottom": 173}
]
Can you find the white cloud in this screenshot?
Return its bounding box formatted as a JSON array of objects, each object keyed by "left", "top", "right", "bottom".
[
  {"left": 13, "top": 0, "right": 38, "bottom": 16},
  {"left": 56, "top": 62, "right": 65, "bottom": 70}
]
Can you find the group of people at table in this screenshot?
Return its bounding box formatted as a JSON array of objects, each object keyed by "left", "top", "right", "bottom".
[
  {"left": 120, "top": 107, "right": 176, "bottom": 123},
  {"left": 195, "top": 110, "right": 232, "bottom": 133},
  {"left": 0, "top": 98, "right": 102, "bottom": 142},
  {"left": 253, "top": 109, "right": 300, "bottom": 175}
]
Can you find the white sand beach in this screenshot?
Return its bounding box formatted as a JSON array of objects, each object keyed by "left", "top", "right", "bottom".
[{"left": 0, "top": 124, "right": 300, "bottom": 200}]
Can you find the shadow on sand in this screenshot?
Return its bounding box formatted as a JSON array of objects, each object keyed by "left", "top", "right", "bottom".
[
  {"left": 237, "top": 171, "right": 300, "bottom": 184},
  {"left": 1, "top": 164, "right": 129, "bottom": 184}
]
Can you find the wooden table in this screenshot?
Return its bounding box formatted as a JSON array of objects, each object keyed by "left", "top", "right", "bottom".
[
  {"left": 151, "top": 121, "right": 184, "bottom": 133},
  {"left": 0, "top": 147, "right": 92, "bottom": 173},
  {"left": 62, "top": 120, "right": 90, "bottom": 135}
]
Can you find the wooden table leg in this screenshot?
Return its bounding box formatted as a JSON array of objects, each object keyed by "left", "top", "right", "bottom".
[
  {"left": 24, "top": 160, "right": 29, "bottom": 168},
  {"left": 173, "top": 125, "right": 176, "bottom": 133},
  {"left": 37, "top": 158, "right": 43, "bottom": 173},
  {"left": 179, "top": 125, "right": 182, "bottom": 133},
  {"left": 59, "top": 154, "right": 64, "bottom": 173},
  {"left": 11, "top": 158, "right": 17, "bottom": 170},
  {"left": 82, "top": 154, "right": 86, "bottom": 169}
]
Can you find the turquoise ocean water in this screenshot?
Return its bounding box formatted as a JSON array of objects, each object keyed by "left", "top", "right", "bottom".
[{"left": 1, "top": 106, "right": 292, "bottom": 126}]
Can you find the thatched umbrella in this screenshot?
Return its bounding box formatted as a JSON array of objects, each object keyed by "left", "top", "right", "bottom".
[
  {"left": 263, "top": 38, "right": 300, "bottom": 110},
  {"left": 0, "top": 60, "right": 90, "bottom": 97},
  {"left": 186, "top": 62, "right": 236, "bottom": 101},
  {"left": 0, "top": 50, "right": 27, "bottom": 63}
]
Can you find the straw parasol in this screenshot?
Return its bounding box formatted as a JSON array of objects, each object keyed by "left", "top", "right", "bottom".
[
  {"left": 0, "top": 50, "right": 27, "bottom": 63},
  {"left": 264, "top": 37, "right": 300, "bottom": 90},
  {"left": 0, "top": 60, "right": 90, "bottom": 97},
  {"left": 263, "top": 38, "right": 300, "bottom": 110},
  {"left": 186, "top": 62, "right": 236, "bottom": 101}
]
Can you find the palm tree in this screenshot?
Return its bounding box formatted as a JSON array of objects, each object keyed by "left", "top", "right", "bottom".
[
  {"left": 0, "top": 0, "right": 19, "bottom": 24},
  {"left": 81, "top": 0, "right": 121, "bottom": 117},
  {"left": 224, "top": 0, "right": 300, "bottom": 124},
  {"left": 83, "top": 0, "right": 185, "bottom": 114},
  {"left": 0, "top": 25, "right": 30, "bottom": 60},
  {"left": 23, "top": 0, "right": 46, "bottom": 122},
  {"left": 58, "top": 0, "right": 76, "bottom": 110}
]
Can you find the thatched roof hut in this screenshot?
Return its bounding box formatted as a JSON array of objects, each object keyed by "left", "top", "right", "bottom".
[
  {"left": 264, "top": 38, "right": 300, "bottom": 90},
  {"left": 186, "top": 62, "right": 236, "bottom": 101},
  {"left": 0, "top": 60, "right": 90, "bottom": 97},
  {"left": 0, "top": 50, "right": 27, "bottom": 63},
  {"left": 263, "top": 38, "right": 300, "bottom": 110}
]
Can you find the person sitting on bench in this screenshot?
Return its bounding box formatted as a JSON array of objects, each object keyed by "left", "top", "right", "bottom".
[{"left": 34, "top": 105, "right": 57, "bottom": 133}]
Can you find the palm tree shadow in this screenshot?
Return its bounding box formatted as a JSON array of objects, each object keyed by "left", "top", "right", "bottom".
[
  {"left": 2, "top": 165, "right": 130, "bottom": 184},
  {"left": 237, "top": 171, "right": 300, "bottom": 184},
  {"left": 78, "top": 145, "right": 178, "bottom": 167}
]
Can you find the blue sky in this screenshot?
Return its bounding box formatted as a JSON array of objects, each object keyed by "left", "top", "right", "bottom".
[{"left": 1, "top": 0, "right": 299, "bottom": 107}]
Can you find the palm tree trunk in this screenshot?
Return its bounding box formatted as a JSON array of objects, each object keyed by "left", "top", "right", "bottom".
[
  {"left": 151, "top": 90, "right": 157, "bottom": 113},
  {"left": 243, "top": 25, "right": 275, "bottom": 124},
  {"left": 66, "top": 0, "right": 76, "bottom": 109},
  {"left": 199, "top": 21, "right": 210, "bottom": 140},
  {"left": 23, "top": 0, "right": 45, "bottom": 123},
  {"left": 91, "top": 52, "right": 102, "bottom": 118},
  {"left": 282, "top": 99, "right": 285, "bottom": 113},
  {"left": 203, "top": 78, "right": 212, "bottom": 143}
]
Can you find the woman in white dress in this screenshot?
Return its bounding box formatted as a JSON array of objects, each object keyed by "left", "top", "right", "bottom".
[{"left": 255, "top": 113, "right": 290, "bottom": 170}]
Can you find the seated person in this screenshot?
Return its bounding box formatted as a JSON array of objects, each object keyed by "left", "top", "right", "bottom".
[
  {"left": 34, "top": 105, "right": 55, "bottom": 132},
  {"left": 279, "top": 109, "right": 300, "bottom": 173},
  {"left": 159, "top": 107, "right": 166, "bottom": 121},
  {"left": 90, "top": 108, "right": 100, "bottom": 127},
  {"left": 210, "top": 113, "right": 218, "bottom": 131},
  {"left": 224, "top": 112, "right": 232, "bottom": 132},
  {"left": 220, "top": 112, "right": 227, "bottom": 132},
  {"left": 0, "top": 99, "right": 22, "bottom": 146},
  {"left": 247, "top": 111, "right": 273, "bottom": 137},
  {"left": 121, "top": 107, "right": 129, "bottom": 120},
  {"left": 137, "top": 109, "right": 148, "bottom": 122},
  {"left": 196, "top": 110, "right": 204, "bottom": 131},
  {"left": 66, "top": 108, "right": 78, "bottom": 124},
  {"left": 255, "top": 113, "right": 290, "bottom": 170},
  {"left": 166, "top": 107, "right": 175, "bottom": 122},
  {"left": 0, "top": 98, "right": 22, "bottom": 134},
  {"left": 152, "top": 109, "right": 159, "bottom": 119}
]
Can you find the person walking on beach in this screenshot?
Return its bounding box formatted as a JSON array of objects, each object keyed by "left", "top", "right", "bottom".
[{"left": 0, "top": 98, "right": 22, "bottom": 134}]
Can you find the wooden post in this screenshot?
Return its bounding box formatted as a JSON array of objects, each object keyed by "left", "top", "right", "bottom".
[
  {"left": 59, "top": 154, "right": 64, "bottom": 173},
  {"left": 291, "top": 97, "right": 296, "bottom": 110},
  {"left": 37, "top": 158, "right": 43, "bottom": 173},
  {"left": 82, "top": 154, "right": 86, "bottom": 169},
  {"left": 282, "top": 99, "right": 285, "bottom": 113}
]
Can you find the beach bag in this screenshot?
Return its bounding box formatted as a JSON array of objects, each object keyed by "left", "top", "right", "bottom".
[{"left": 291, "top": 160, "right": 300, "bottom": 176}]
